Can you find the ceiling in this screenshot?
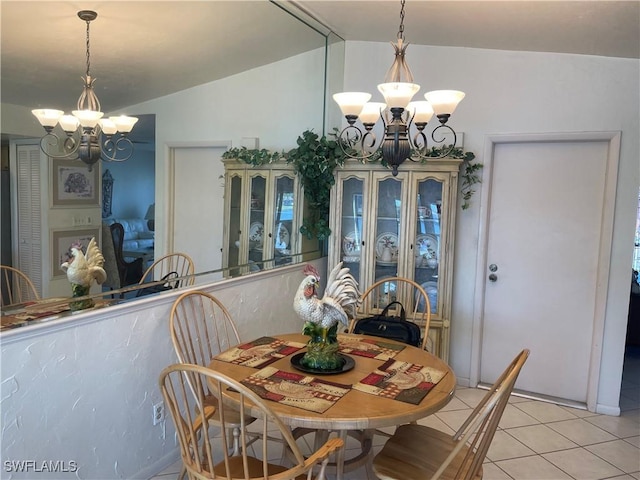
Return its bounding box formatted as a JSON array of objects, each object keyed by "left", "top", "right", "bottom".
[{"left": 1, "top": 1, "right": 638, "bottom": 116}]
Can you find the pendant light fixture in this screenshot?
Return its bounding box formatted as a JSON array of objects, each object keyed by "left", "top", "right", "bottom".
[
  {"left": 32, "top": 10, "right": 138, "bottom": 171},
  {"left": 333, "top": 0, "right": 465, "bottom": 176}
]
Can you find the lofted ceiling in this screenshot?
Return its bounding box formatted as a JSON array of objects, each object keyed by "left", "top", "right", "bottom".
[{"left": 1, "top": 0, "right": 638, "bottom": 117}]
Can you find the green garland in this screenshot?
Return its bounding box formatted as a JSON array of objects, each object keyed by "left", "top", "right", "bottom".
[{"left": 222, "top": 130, "right": 482, "bottom": 240}]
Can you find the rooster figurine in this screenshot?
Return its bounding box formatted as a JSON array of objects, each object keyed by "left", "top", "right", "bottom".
[
  {"left": 293, "top": 262, "right": 361, "bottom": 370},
  {"left": 61, "top": 237, "right": 107, "bottom": 309}
]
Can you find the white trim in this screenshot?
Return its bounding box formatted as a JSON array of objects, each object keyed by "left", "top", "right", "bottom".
[
  {"left": 470, "top": 131, "right": 621, "bottom": 412},
  {"left": 595, "top": 404, "right": 621, "bottom": 416}
]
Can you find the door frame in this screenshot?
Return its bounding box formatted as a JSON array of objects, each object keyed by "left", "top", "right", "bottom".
[{"left": 470, "top": 131, "right": 621, "bottom": 411}]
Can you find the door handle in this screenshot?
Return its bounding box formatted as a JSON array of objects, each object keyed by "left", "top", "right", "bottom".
[{"left": 488, "top": 273, "right": 498, "bottom": 282}]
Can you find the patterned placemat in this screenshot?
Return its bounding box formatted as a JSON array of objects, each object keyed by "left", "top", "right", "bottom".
[
  {"left": 215, "top": 336, "right": 306, "bottom": 369},
  {"left": 353, "top": 358, "right": 446, "bottom": 405},
  {"left": 241, "top": 366, "right": 351, "bottom": 413},
  {"left": 338, "top": 334, "right": 406, "bottom": 361}
]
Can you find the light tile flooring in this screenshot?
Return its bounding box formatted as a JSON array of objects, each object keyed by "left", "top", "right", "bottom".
[{"left": 151, "top": 346, "right": 640, "bottom": 480}]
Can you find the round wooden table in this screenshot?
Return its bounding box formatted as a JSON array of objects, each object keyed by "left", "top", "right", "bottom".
[{"left": 209, "top": 333, "right": 456, "bottom": 478}]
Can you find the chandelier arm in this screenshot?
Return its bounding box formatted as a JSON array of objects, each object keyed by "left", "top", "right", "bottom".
[
  {"left": 38, "top": 132, "right": 81, "bottom": 160},
  {"left": 336, "top": 125, "right": 379, "bottom": 161},
  {"left": 410, "top": 130, "right": 430, "bottom": 155},
  {"left": 411, "top": 124, "right": 457, "bottom": 160},
  {"left": 101, "top": 136, "right": 135, "bottom": 163}
]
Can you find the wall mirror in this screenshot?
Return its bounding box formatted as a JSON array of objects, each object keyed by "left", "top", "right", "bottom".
[{"left": 2, "top": 1, "right": 345, "bottom": 320}]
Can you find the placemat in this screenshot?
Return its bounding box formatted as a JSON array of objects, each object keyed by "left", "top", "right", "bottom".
[
  {"left": 215, "top": 336, "right": 305, "bottom": 369},
  {"left": 241, "top": 366, "right": 351, "bottom": 413},
  {"left": 338, "top": 334, "right": 405, "bottom": 361},
  {"left": 353, "top": 358, "right": 446, "bottom": 405}
]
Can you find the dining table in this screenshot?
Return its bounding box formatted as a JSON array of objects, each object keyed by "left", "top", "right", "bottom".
[{"left": 208, "top": 332, "right": 456, "bottom": 479}]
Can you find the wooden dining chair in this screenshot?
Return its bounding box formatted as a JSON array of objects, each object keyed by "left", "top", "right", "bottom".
[
  {"left": 159, "top": 363, "right": 344, "bottom": 480},
  {"left": 140, "top": 252, "right": 195, "bottom": 288},
  {"left": 0, "top": 265, "right": 40, "bottom": 307},
  {"left": 349, "top": 277, "right": 431, "bottom": 351},
  {"left": 170, "top": 291, "right": 254, "bottom": 457},
  {"left": 372, "top": 349, "right": 530, "bottom": 480}
]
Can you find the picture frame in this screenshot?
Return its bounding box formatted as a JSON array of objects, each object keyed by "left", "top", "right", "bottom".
[
  {"left": 52, "top": 159, "right": 99, "bottom": 207},
  {"left": 51, "top": 228, "right": 100, "bottom": 279}
]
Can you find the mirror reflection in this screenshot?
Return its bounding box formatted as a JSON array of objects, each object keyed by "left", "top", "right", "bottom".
[
  {"left": 1, "top": 250, "right": 323, "bottom": 332},
  {"left": 2, "top": 1, "right": 342, "bottom": 315}
]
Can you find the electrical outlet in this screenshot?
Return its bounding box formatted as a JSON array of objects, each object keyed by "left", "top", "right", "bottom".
[{"left": 152, "top": 401, "right": 164, "bottom": 425}]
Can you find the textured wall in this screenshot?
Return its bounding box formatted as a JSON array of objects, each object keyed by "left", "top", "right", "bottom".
[{"left": 0, "top": 259, "right": 326, "bottom": 479}]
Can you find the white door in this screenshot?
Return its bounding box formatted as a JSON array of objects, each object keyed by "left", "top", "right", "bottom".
[
  {"left": 169, "top": 144, "right": 228, "bottom": 281},
  {"left": 478, "top": 134, "right": 619, "bottom": 406}
]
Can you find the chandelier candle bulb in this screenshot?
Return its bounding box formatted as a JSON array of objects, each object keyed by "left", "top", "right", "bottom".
[
  {"left": 99, "top": 119, "right": 118, "bottom": 135},
  {"left": 31, "top": 109, "right": 63, "bottom": 130},
  {"left": 110, "top": 116, "right": 139, "bottom": 133},
  {"left": 59, "top": 115, "right": 80, "bottom": 133},
  {"left": 359, "top": 102, "right": 387, "bottom": 125},
  {"left": 406, "top": 101, "right": 434, "bottom": 125},
  {"left": 72, "top": 110, "right": 103, "bottom": 128},
  {"left": 424, "top": 90, "right": 466, "bottom": 117},
  {"left": 332, "top": 92, "right": 371, "bottom": 117},
  {"left": 377, "top": 82, "right": 420, "bottom": 109}
]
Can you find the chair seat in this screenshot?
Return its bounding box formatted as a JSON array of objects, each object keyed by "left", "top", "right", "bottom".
[
  {"left": 212, "top": 456, "right": 307, "bottom": 479},
  {"left": 372, "top": 424, "right": 482, "bottom": 480}
]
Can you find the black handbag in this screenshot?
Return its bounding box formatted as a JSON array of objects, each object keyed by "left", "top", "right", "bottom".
[
  {"left": 353, "top": 301, "right": 422, "bottom": 347},
  {"left": 136, "top": 271, "right": 180, "bottom": 297}
]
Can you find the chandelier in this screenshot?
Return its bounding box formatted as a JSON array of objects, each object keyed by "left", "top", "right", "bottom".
[
  {"left": 333, "top": 0, "right": 465, "bottom": 176},
  {"left": 32, "top": 10, "right": 138, "bottom": 171}
]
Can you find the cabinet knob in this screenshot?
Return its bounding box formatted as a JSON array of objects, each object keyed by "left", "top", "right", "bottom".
[{"left": 268, "top": 233, "right": 272, "bottom": 238}]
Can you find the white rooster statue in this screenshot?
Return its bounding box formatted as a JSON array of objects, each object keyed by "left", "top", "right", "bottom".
[
  {"left": 293, "top": 262, "right": 361, "bottom": 370},
  {"left": 61, "top": 237, "right": 106, "bottom": 309}
]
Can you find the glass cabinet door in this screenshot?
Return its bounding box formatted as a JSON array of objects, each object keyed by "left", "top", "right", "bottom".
[
  {"left": 273, "top": 174, "right": 295, "bottom": 266},
  {"left": 249, "top": 174, "right": 267, "bottom": 268},
  {"left": 373, "top": 175, "right": 404, "bottom": 305},
  {"left": 413, "top": 178, "right": 443, "bottom": 315},
  {"left": 227, "top": 174, "right": 243, "bottom": 275},
  {"left": 339, "top": 176, "right": 364, "bottom": 286}
]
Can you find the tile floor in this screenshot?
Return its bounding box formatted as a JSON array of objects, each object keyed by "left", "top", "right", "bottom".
[{"left": 151, "top": 346, "right": 640, "bottom": 480}]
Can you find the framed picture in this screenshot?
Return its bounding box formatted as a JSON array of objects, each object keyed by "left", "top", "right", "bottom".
[
  {"left": 52, "top": 159, "right": 99, "bottom": 207},
  {"left": 51, "top": 228, "right": 100, "bottom": 279}
]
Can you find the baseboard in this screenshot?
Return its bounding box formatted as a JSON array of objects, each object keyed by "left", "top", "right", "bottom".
[
  {"left": 133, "top": 448, "right": 181, "bottom": 479},
  {"left": 595, "top": 404, "right": 621, "bottom": 416},
  {"left": 477, "top": 383, "right": 588, "bottom": 411}
]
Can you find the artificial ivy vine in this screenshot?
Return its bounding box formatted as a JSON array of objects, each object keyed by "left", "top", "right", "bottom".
[{"left": 222, "top": 130, "right": 482, "bottom": 240}]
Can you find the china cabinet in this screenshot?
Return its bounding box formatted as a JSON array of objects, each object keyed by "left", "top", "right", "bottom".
[
  {"left": 328, "top": 158, "right": 462, "bottom": 361},
  {"left": 222, "top": 159, "right": 311, "bottom": 276}
]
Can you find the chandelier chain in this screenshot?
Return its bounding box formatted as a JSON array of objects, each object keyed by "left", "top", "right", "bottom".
[
  {"left": 85, "top": 19, "right": 91, "bottom": 77},
  {"left": 397, "top": 0, "right": 406, "bottom": 41}
]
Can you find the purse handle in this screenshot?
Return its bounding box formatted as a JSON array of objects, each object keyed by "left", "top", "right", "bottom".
[{"left": 380, "top": 301, "right": 406, "bottom": 321}]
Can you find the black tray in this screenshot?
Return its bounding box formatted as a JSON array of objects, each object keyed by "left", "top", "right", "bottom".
[{"left": 290, "top": 352, "right": 355, "bottom": 375}]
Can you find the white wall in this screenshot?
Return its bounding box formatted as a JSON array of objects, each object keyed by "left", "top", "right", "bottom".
[
  {"left": 0, "top": 259, "right": 326, "bottom": 479},
  {"left": 342, "top": 42, "right": 639, "bottom": 410},
  {"left": 117, "top": 48, "right": 326, "bottom": 260}
]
